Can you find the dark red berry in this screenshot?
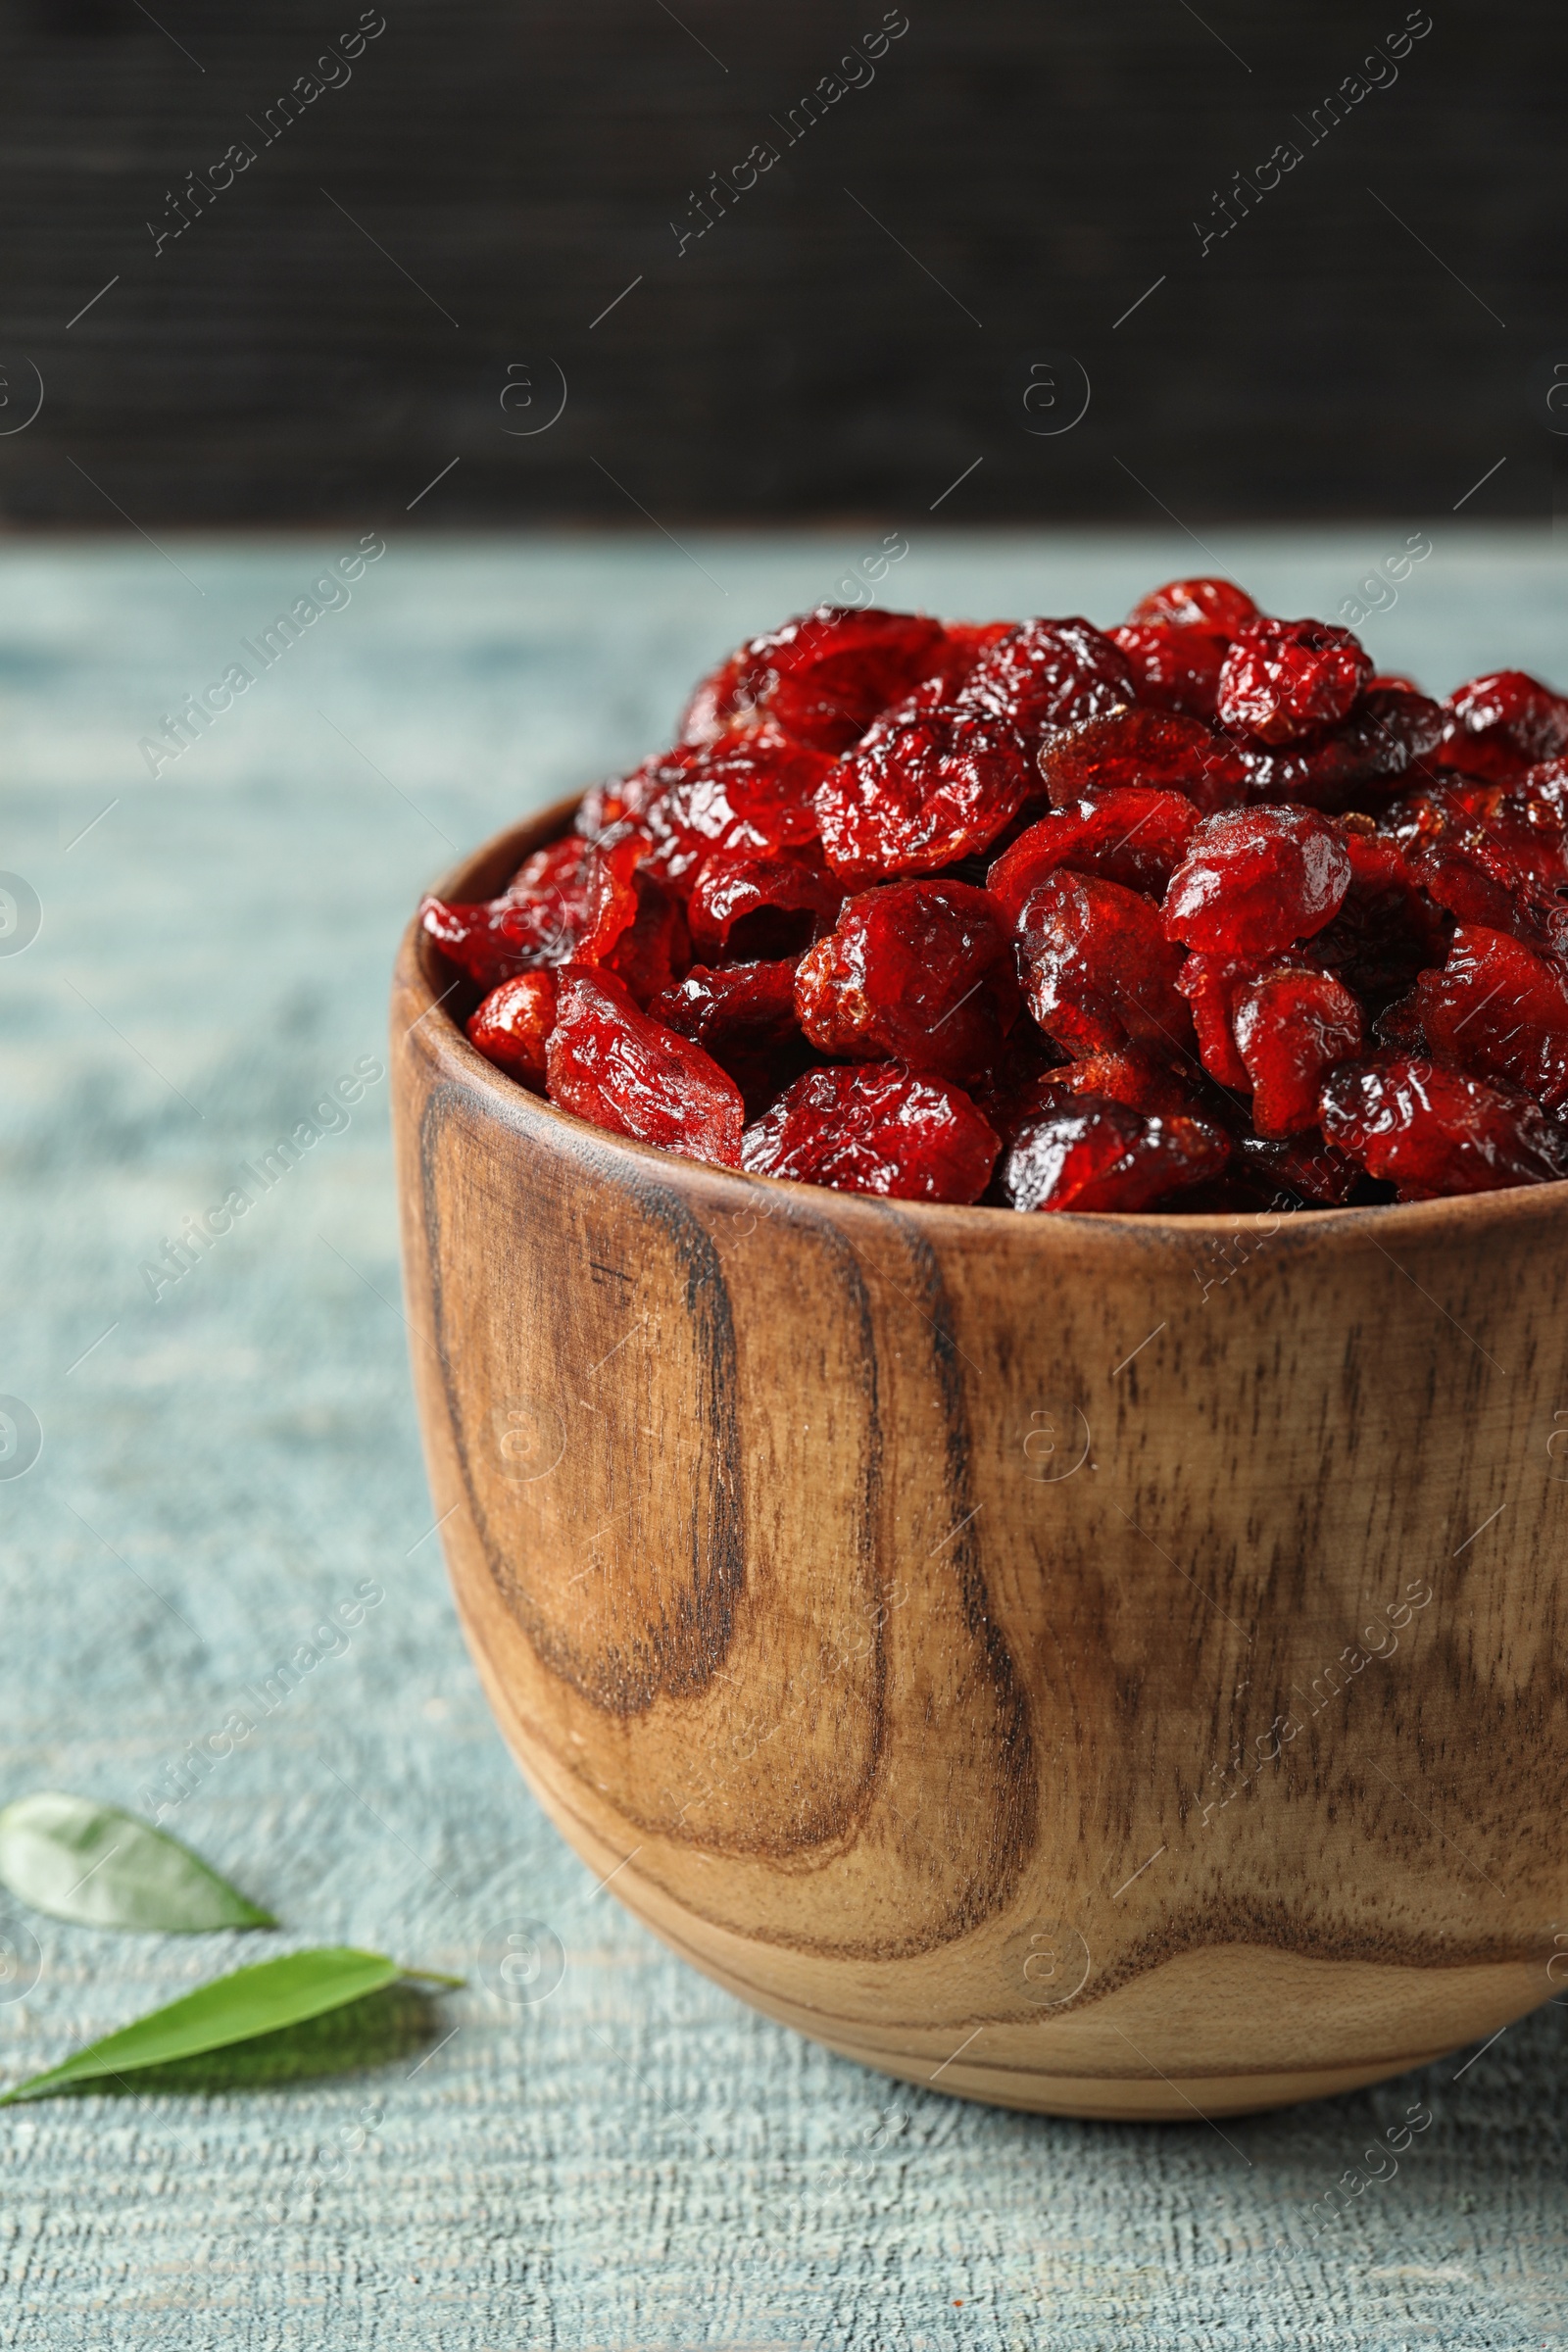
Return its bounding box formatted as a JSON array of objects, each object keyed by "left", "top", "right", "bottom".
[
  {"left": 1016, "top": 870, "right": 1193, "bottom": 1057},
  {"left": 1232, "top": 966, "right": 1365, "bottom": 1138},
  {"left": 419, "top": 833, "right": 636, "bottom": 990},
  {"left": 1218, "top": 618, "right": 1374, "bottom": 745},
  {"left": 1014, "top": 1044, "right": 1198, "bottom": 1122},
  {"left": 741, "top": 1062, "right": 1000, "bottom": 1202},
  {"left": 682, "top": 607, "right": 948, "bottom": 753},
  {"left": 1037, "top": 708, "right": 1248, "bottom": 816},
  {"left": 1237, "top": 688, "right": 1446, "bottom": 811},
  {"left": 1320, "top": 1054, "right": 1568, "bottom": 1200},
  {"left": 955, "top": 617, "right": 1135, "bottom": 742},
  {"left": 814, "top": 685, "right": 1035, "bottom": 883},
  {"left": 649, "top": 957, "right": 809, "bottom": 1116},
  {"left": 1437, "top": 670, "right": 1568, "bottom": 786},
  {"left": 1163, "top": 805, "right": 1352, "bottom": 957},
  {"left": 466, "top": 971, "right": 558, "bottom": 1091},
  {"left": 988, "top": 791, "right": 1199, "bottom": 917},
  {"left": 1175, "top": 952, "right": 1264, "bottom": 1089},
  {"left": 1001, "top": 1097, "right": 1230, "bottom": 1212},
  {"left": 641, "top": 725, "right": 833, "bottom": 888},
  {"left": 1125, "top": 577, "right": 1261, "bottom": 635},
  {"left": 546, "top": 965, "right": 745, "bottom": 1166},
  {"left": 1107, "top": 622, "right": 1230, "bottom": 719},
  {"left": 794, "top": 881, "right": 1019, "bottom": 1081},
  {"left": 686, "top": 853, "right": 843, "bottom": 960},
  {"left": 1415, "top": 923, "right": 1568, "bottom": 1110}
]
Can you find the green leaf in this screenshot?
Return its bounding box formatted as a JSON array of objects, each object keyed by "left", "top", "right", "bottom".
[
  {"left": 0, "top": 1947, "right": 463, "bottom": 2105},
  {"left": 0, "top": 1792, "right": 275, "bottom": 1932}
]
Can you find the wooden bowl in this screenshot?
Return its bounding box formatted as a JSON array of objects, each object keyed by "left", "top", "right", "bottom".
[{"left": 391, "top": 799, "right": 1568, "bottom": 2120}]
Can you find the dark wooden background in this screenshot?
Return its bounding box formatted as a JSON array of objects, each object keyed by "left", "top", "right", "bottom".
[{"left": 1, "top": 0, "right": 1563, "bottom": 527}]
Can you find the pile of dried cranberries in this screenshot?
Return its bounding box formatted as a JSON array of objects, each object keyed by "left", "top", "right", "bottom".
[{"left": 418, "top": 581, "right": 1568, "bottom": 1212}]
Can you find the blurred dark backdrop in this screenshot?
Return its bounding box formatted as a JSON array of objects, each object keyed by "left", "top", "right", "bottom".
[{"left": 1, "top": 0, "right": 1563, "bottom": 527}]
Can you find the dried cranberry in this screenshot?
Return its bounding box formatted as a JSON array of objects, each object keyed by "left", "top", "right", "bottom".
[
  {"left": 546, "top": 965, "right": 744, "bottom": 1166},
  {"left": 1037, "top": 708, "right": 1248, "bottom": 817},
  {"left": 1126, "top": 577, "right": 1261, "bottom": 635},
  {"left": 920, "top": 620, "right": 1015, "bottom": 697},
  {"left": 1415, "top": 923, "right": 1568, "bottom": 1110},
  {"left": 1238, "top": 688, "right": 1446, "bottom": 811},
  {"left": 1163, "top": 805, "right": 1352, "bottom": 957},
  {"left": 1232, "top": 966, "right": 1365, "bottom": 1138},
  {"left": 686, "top": 853, "right": 843, "bottom": 960},
  {"left": 466, "top": 971, "right": 558, "bottom": 1091},
  {"left": 794, "top": 881, "right": 1019, "bottom": 1082},
  {"left": 649, "top": 957, "right": 809, "bottom": 1116},
  {"left": 1002, "top": 1097, "right": 1230, "bottom": 1212},
  {"left": 1320, "top": 1053, "right": 1568, "bottom": 1200},
  {"left": 640, "top": 724, "right": 833, "bottom": 888},
  {"left": 955, "top": 617, "right": 1135, "bottom": 742},
  {"left": 1107, "top": 622, "right": 1229, "bottom": 720},
  {"left": 1016, "top": 871, "right": 1193, "bottom": 1057},
  {"left": 1017, "top": 1044, "right": 1197, "bottom": 1121},
  {"left": 988, "top": 791, "right": 1200, "bottom": 917},
  {"left": 1175, "top": 951, "right": 1265, "bottom": 1089},
  {"left": 420, "top": 834, "right": 630, "bottom": 990},
  {"left": 1218, "top": 618, "right": 1374, "bottom": 746},
  {"left": 741, "top": 1062, "right": 1000, "bottom": 1202},
  {"left": 814, "top": 685, "right": 1034, "bottom": 883},
  {"left": 1436, "top": 670, "right": 1568, "bottom": 785},
  {"left": 683, "top": 607, "right": 948, "bottom": 753},
  {"left": 602, "top": 868, "right": 691, "bottom": 1004}
]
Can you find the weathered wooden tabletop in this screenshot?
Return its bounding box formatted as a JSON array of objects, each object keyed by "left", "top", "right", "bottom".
[{"left": 2, "top": 528, "right": 1564, "bottom": 2350}]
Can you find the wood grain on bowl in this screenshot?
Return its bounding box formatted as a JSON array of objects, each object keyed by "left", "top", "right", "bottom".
[{"left": 391, "top": 801, "right": 1568, "bottom": 2119}]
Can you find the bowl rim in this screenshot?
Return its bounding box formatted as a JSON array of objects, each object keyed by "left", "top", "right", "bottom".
[{"left": 395, "top": 798, "right": 1568, "bottom": 1242}]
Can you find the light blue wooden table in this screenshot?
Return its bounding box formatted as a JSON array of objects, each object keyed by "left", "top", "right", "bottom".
[{"left": 2, "top": 527, "right": 1565, "bottom": 2350}]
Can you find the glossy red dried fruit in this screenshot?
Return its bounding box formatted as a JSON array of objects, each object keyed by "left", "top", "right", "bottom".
[
  {"left": 1037, "top": 708, "right": 1248, "bottom": 817},
  {"left": 682, "top": 607, "right": 948, "bottom": 753},
  {"left": 602, "top": 868, "right": 691, "bottom": 1004},
  {"left": 921, "top": 620, "right": 1015, "bottom": 698},
  {"left": 956, "top": 617, "right": 1135, "bottom": 741},
  {"left": 1414, "top": 923, "right": 1568, "bottom": 1110},
  {"left": 1320, "top": 1054, "right": 1568, "bottom": 1200},
  {"left": 1107, "top": 622, "right": 1229, "bottom": 720},
  {"left": 794, "top": 881, "right": 1019, "bottom": 1081},
  {"left": 442, "top": 579, "right": 1568, "bottom": 1213},
  {"left": 1175, "top": 951, "right": 1265, "bottom": 1089},
  {"left": 1218, "top": 618, "right": 1374, "bottom": 746},
  {"left": 1163, "top": 805, "right": 1352, "bottom": 957},
  {"left": 1001, "top": 1097, "right": 1230, "bottom": 1212},
  {"left": 686, "top": 853, "right": 843, "bottom": 960},
  {"left": 1016, "top": 871, "right": 1193, "bottom": 1057},
  {"left": 546, "top": 965, "right": 744, "bottom": 1167},
  {"left": 1237, "top": 688, "right": 1446, "bottom": 811},
  {"left": 814, "top": 685, "right": 1034, "bottom": 883},
  {"left": 988, "top": 791, "right": 1199, "bottom": 917},
  {"left": 1017, "top": 1044, "right": 1197, "bottom": 1121},
  {"left": 640, "top": 725, "right": 834, "bottom": 888},
  {"left": 1232, "top": 966, "right": 1365, "bottom": 1138},
  {"left": 649, "top": 957, "right": 808, "bottom": 1115},
  {"left": 1437, "top": 670, "right": 1568, "bottom": 785},
  {"left": 1125, "top": 577, "right": 1261, "bottom": 635},
  {"left": 466, "top": 971, "right": 558, "bottom": 1091},
  {"left": 741, "top": 1062, "right": 1000, "bottom": 1202},
  {"left": 420, "top": 833, "right": 637, "bottom": 990}
]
